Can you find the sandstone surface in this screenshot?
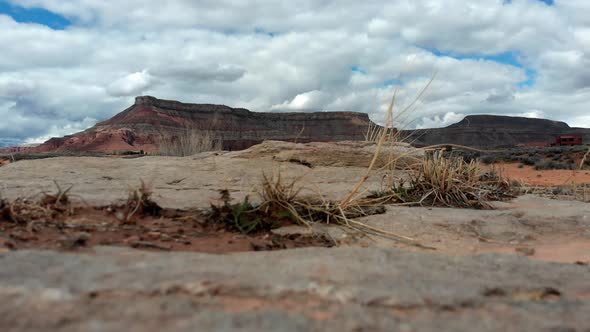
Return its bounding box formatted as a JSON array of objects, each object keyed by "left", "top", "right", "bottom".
[
  {"left": 1, "top": 246, "right": 589, "bottom": 332},
  {"left": 1, "top": 140, "right": 590, "bottom": 331}
]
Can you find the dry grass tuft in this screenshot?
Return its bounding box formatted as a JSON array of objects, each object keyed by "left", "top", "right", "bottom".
[
  {"left": 120, "top": 180, "right": 162, "bottom": 223},
  {"left": 370, "top": 151, "right": 513, "bottom": 209},
  {"left": 158, "top": 128, "right": 222, "bottom": 157},
  {"left": 208, "top": 171, "right": 389, "bottom": 235},
  {"left": 0, "top": 181, "right": 75, "bottom": 224}
]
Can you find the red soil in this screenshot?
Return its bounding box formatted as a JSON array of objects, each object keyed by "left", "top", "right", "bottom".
[
  {"left": 492, "top": 162, "right": 590, "bottom": 186},
  {"left": 0, "top": 206, "right": 334, "bottom": 254}
]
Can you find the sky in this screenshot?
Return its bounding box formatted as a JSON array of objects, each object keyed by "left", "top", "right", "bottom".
[{"left": 0, "top": 0, "right": 589, "bottom": 146}]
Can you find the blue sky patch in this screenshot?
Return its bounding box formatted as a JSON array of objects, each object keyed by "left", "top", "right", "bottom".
[
  {"left": 351, "top": 65, "right": 368, "bottom": 75},
  {"left": 518, "top": 68, "right": 538, "bottom": 88},
  {"left": 254, "top": 27, "right": 276, "bottom": 37},
  {"left": 504, "top": 0, "right": 554, "bottom": 5},
  {"left": 429, "top": 49, "right": 537, "bottom": 88},
  {"left": 0, "top": 1, "right": 71, "bottom": 30},
  {"left": 430, "top": 49, "right": 524, "bottom": 68},
  {"left": 381, "top": 78, "right": 402, "bottom": 87}
]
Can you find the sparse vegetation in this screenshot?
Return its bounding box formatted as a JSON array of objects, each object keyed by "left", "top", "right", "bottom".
[
  {"left": 119, "top": 180, "right": 162, "bottom": 223},
  {"left": 368, "top": 152, "right": 512, "bottom": 209},
  {"left": 0, "top": 181, "right": 74, "bottom": 224},
  {"left": 534, "top": 160, "right": 575, "bottom": 170},
  {"left": 158, "top": 128, "right": 222, "bottom": 156},
  {"left": 207, "top": 171, "right": 392, "bottom": 237},
  {"left": 451, "top": 145, "right": 590, "bottom": 170}
]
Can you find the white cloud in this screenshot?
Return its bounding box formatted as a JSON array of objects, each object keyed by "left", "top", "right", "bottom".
[
  {"left": 0, "top": 77, "right": 36, "bottom": 97},
  {"left": 517, "top": 110, "right": 545, "bottom": 119},
  {"left": 415, "top": 112, "right": 465, "bottom": 129},
  {"left": 106, "top": 70, "right": 155, "bottom": 97},
  {"left": 271, "top": 90, "right": 330, "bottom": 111},
  {"left": 1, "top": 0, "right": 590, "bottom": 144},
  {"left": 24, "top": 117, "right": 97, "bottom": 144}
]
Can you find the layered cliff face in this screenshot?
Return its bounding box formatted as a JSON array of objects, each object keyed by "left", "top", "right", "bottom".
[
  {"left": 9, "top": 96, "right": 373, "bottom": 153},
  {"left": 404, "top": 115, "right": 590, "bottom": 148},
  {"left": 5, "top": 98, "right": 589, "bottom": 155}
]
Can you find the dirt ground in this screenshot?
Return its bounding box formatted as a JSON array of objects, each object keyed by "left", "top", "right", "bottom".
[
  {"left": 0, "top": 205, "right": 334, "bottom": 254},
  {"left": 494, "top": 162, "right": 590, "bottom": 186},
  {"left": 1, "top": 143, "right": 589, "bottom": 264}
]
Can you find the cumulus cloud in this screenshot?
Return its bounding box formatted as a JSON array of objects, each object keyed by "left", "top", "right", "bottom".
[
  {"left": 485, "top": 91, "right": 516, "bottom": 104},
  {"left": 1, "top": 0, "right": 590, "bottom": 144},
  {"left": 151, "top": 64, "right": 246, "bottom": 83},
  {"left": 107, "top": 70, "right": 155, "bottom": 97},
  {"left": 0, "top": 77, "right": 36, "bottom": 98},
  {"left": 24, "top": 117, "right": 97, "bottom": 144},
  {"left": 415, "top": 112, "right": 466, "bottom": 129},
  {"left": 271, "top": 90, "right": 331, "bottom": 111}
]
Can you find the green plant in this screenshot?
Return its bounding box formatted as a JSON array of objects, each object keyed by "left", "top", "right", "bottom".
[
  {"left": 209, "top": 190, "right": 270, "bottom": 234},
  {"left": 230, "top": 196, "right": 262, "bottom": 234}
]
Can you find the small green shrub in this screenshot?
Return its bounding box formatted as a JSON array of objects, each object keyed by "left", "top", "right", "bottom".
[
  {"left": 480, "top": 155, "right": 496, "bottom": 165},
  {"left": 519, "top": 156, "right": 541, "bottom": 166},
  {"left": 534, "top": 160, "right": 574, "bottom": 170}
]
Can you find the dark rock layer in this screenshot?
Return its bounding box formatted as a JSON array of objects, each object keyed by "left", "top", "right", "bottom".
[{"left": 403, "top": 115, "right": 590, "bottom": 148}]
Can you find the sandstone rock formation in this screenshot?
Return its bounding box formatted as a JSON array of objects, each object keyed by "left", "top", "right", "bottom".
[
  {"left": 3, "top": 96, "right": 374, "bottom": 154},
  {"left": 4, "top": 96, "right": 590, "bottom": 154}
]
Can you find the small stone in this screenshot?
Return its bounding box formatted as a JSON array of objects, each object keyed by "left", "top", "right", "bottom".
[
  {"left": 146, "top": 231, "right": 161, "bottom": 240},
  {"left": 515, "top": 247, "right": 535, "bottom": 256},
  {"left": 159, "top": 234, "right": 172, "bottom": 242},
  {"left": 123, "top": 235, "right": 141, "bottom": 244},
  {"left": 60, "top": 232, "right": 91, "bottom": 249}
]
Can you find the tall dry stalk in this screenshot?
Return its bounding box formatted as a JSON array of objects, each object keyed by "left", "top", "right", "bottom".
[
  {"left": 341, "top": 74, "right": 436, "bottom": 209},
  {"left": 340, "top": 91, "right": 398, "bottom": 209},
  {"left": 569, "top": 146, "right": 590, "bottom": 197}
]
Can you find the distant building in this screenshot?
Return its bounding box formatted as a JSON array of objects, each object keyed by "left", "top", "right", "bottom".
[{"left": 551, "top": 135, "right": 583, "bottom": 146}]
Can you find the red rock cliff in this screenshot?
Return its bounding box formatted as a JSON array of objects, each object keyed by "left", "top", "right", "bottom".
[{"left": 13, "top": 96, "right": 374, "bottom": 153}]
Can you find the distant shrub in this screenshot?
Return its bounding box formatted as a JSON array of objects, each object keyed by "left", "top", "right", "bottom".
[
  {"left": 479, "top": 155, "right": 496, "bottom": 165},
  {"left": 519, "top": 156, "right": 541, "bottom": 166},
  {"left": 534, "top": 160, "right": 574, "bottom": 170}
]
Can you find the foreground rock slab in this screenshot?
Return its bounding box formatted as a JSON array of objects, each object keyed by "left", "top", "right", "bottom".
[
  {"left": 0, "top": 141, "right": 414, "bottom": 209},
  {"left": 349, "top": 195, "right": 590, "bottom": 263},
  {"left": 0, "top": 247, "right": 589, "bottom": 331}
]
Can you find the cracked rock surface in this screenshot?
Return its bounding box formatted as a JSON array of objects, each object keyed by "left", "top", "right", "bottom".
[{"left": 1, "top": 246, "right": 589, "bottom": 332}]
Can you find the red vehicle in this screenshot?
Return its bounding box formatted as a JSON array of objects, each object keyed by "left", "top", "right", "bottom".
[{"left": 551, "top": 135, "right": 583, "bottom": 146}]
